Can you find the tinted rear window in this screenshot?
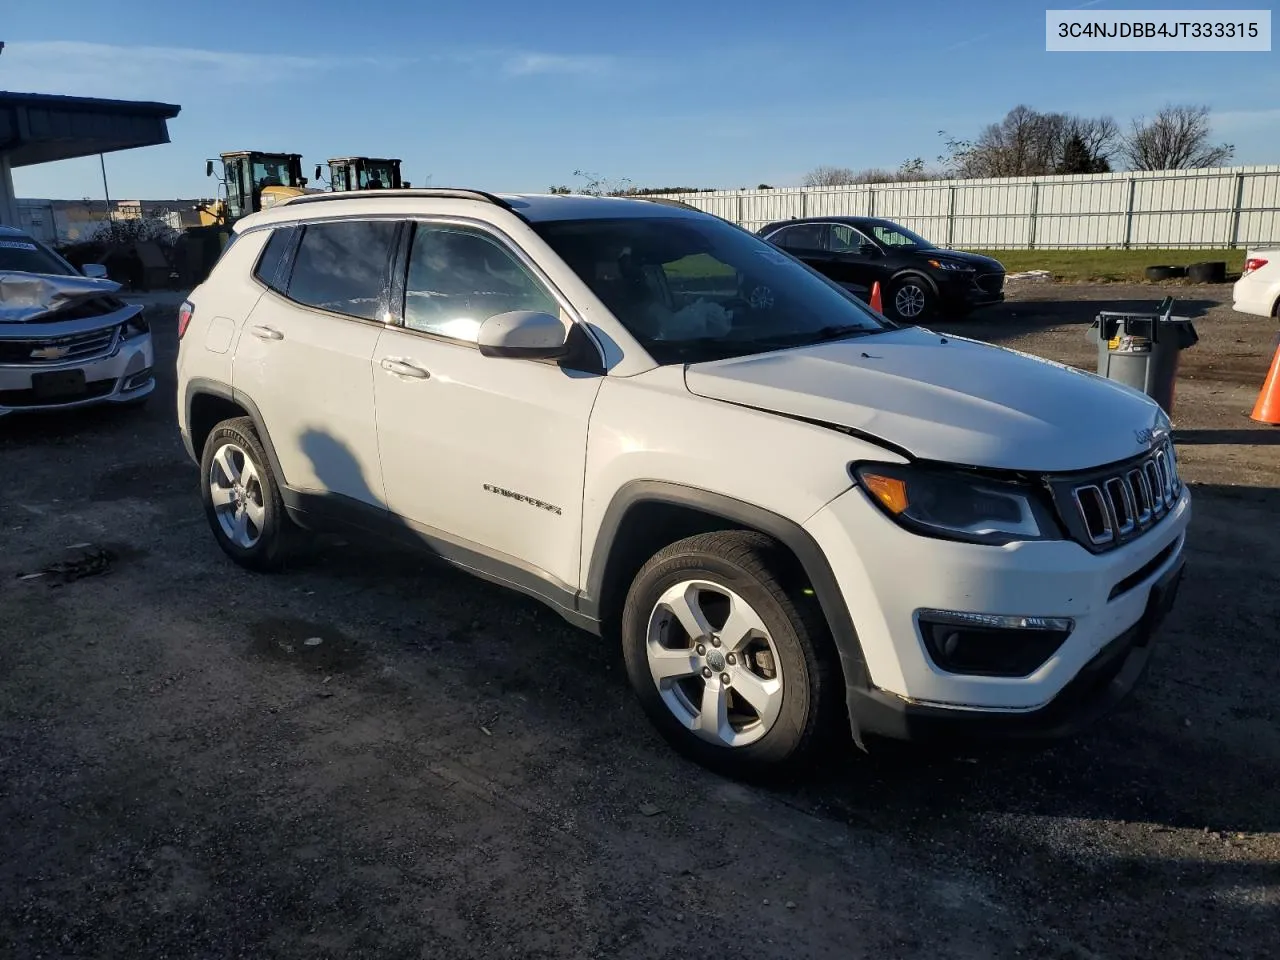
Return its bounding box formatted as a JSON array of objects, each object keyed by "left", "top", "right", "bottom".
[
  {"left": 252, "top": 226, "right": 294, "bottom": 291},
  {"left": 285, "top": 220, "right": 399, "bottom": 321}
]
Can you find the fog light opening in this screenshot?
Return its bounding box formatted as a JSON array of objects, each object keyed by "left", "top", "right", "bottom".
[
  {"left": 917, "top": 609, "right": 1074, "bottom": 678},
  {"left": 124, "top": 369, "right": 154, "bottom": 391}
]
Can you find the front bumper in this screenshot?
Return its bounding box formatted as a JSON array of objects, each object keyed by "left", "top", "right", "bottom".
[
  {"left": 935, "top": 272, "right": 1005, "bottom": 309},
  {"left": 804, "top": 480, "right": 1191, "bottom": 743},
  {"left": 0, "top": 333, "right": 154, "bottom": 415},
  {"left": 848, "top": 554, "right": 1183, "bottom": 743}
]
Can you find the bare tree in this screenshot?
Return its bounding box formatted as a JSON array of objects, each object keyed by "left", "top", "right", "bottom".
[
  {"left": 572, "top": 169, "right": 632, "bottom": 196},
  {"left": 1122, "top": 104, "right": 1234, "bottom": 170},
  {"left": 802, "top": 166, "right": 860, "bottom": 187},
  {"left": 1056, "top": 116, "right": 1120, "bottom": 173},
  {"left": 939, "top": 107, "right": 1119, "bottom": 177}
]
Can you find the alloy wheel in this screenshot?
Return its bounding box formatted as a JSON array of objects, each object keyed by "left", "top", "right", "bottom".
[
  {"left": 208, "top": 442, "right": 267, "bottom": 549},
  {"left": 894, "top": 283, "right": 927, "bottom": 319},
  {"left": 645, "top": 579, "right": 785, "bottom": 748}
]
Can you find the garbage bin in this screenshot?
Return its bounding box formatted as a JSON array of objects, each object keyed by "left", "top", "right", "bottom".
[{"left": 1086, "top": 296, "right": 1199, "bottom": 415}]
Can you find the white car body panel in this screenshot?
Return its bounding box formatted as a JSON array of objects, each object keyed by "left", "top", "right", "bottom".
[
  {"left": 233, "top": 286, "right": 387, "bottom": 507},
  {"left": 1232, "top": 247, "right": 1280, "bottom": 319},
  {"left": 372, "top": 323, "right": 603, "bottom": 591},
  {"left": 579, "top": 364, "right": 896, "bottom": 578}
]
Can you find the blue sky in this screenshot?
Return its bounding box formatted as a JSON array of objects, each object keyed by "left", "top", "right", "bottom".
[{"left": 4, "top": 0, "right": 1277, "bottom": 200}]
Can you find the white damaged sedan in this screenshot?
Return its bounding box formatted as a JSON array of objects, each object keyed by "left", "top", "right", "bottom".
[{"left": 0, "top": 225, "right": 154, "bottom": 416}]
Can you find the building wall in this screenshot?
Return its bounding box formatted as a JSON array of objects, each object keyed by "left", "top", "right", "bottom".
[{"left": 654, "top": 165, "right": 1280, "bottom": 249}]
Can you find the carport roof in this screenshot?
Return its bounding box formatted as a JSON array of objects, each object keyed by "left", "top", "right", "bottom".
[{"left": 0, "top": 91, "right": 181, "bottom": 167}]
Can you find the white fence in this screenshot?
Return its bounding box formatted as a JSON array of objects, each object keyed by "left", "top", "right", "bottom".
[{"left": 653, "top": 165, "right": 1280, "bottom": 250}]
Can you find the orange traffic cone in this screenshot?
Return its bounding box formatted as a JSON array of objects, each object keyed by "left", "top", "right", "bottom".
[
  {"left": 869, "top": 281, "right": 883, "bottom": 314},
  {"left": 1250, "top": 344, "right": 1280, "bottom": 425}
]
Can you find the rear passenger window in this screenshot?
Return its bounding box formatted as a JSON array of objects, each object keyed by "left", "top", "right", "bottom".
[
  {"left": 285, "top": 220, "right": 399, "bottom": 321},
  {"left": 403, "top": 224, "right": 558, "bottom": 342},
  {"left": 771, "top": 223, "right": 826, "bottom": 251},
  {"left": 252, "top": 226, "right": 294, "bottom": 291}
]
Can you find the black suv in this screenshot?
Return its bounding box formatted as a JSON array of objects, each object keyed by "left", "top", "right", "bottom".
[{"left": 758, "top": 216, "right": 1005, "bottom": 322}]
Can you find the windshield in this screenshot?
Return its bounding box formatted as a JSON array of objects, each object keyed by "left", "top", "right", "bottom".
[
  {"left": 864, "top": 221, "right": 935, "bottom": 251},
  {"left": 0, "top": 235, "right": 79, "bottom": 276},
  {"left": 360, "top": 163, "right": 395, "bottom": 188},
  {"left": 534, "top": 216, "right": 891, "bottom": 364},
  {"left": 251, "top": 156, "right": 294, "bottom": 189}
]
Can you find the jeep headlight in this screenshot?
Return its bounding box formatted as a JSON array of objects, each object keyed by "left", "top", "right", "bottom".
[{"left": 853, "top": 462, "right": 1061, "bottom": 545}]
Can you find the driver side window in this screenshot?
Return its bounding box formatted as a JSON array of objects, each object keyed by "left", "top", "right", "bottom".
[{"left": 403, "top": 224, "right": 559, "bottom": 343}]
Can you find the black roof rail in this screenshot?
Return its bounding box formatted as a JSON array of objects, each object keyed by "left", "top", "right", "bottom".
[{"left": 281, "top": 187, "right": 519, "bottom": 213}]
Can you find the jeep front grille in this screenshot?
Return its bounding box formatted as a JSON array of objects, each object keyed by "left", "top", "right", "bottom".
[{"left": 1052, "top": 439, "right": 1181, "bottom": 552}]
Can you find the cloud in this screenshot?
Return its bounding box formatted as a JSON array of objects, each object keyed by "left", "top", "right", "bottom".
[
  {"left": 0, "top": 40, "right": 412, "bottom": 99},
  {"left": 1209, "top": 107, "right": 1280, "bottom": 134},
  {"left": 501, "top": 52, "right": 619, "bottom": 76}
]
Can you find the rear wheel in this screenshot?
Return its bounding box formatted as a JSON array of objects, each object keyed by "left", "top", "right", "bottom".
[
  {"left": 199, "top": 416, "right": 299, "bottom": 571},
  {"left": 620, "top": 531, "right": 841, "bottom": 780}
]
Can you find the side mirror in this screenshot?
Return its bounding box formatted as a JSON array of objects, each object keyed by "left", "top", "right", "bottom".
[
  {"left": 205, "top": 160, "right": 214, "bottom": 177},
  {"left": 314, "top": 165, "right": 322, "bottom": 181},
  {"left": 403, "top": 181, "right": 411, "bottom": 188},
  {"left": 477, "top": 311, "right": 568, "bottom": 359},
  {"left": 82, "top": 263, "right": 109, "bottom": 280}
]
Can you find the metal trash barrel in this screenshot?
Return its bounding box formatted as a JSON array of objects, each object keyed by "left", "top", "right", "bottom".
[{"left": 1086, "top": 296, "right": 1199, "bottom": 415}]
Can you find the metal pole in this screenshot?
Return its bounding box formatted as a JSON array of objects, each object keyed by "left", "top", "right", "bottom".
[
  {"left": 946, "top": 184, "right": 956, "bottom": 248},
  {"left": 1028, "top": 182, "right": 1039, "bottom": 249},
  {"left": 1122, "top": 178, "right": 1137, "bottom": 249},
  {"left": 97, "top": 154, "right": 110, "bottom": 208},
  {"left": 1229, "top": 171, "right": 1246, "bottom": 248}
]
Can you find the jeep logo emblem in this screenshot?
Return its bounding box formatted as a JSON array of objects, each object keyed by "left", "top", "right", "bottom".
[{"left": 1135, "top": 427, "right": 1157, "bottom": 446}]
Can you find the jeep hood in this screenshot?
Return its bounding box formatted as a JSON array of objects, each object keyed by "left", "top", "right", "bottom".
[{"left": 683, "top": 326, "right": 1167, "bottom": 473}]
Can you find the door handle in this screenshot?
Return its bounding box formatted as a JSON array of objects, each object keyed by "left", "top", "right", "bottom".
[
  {"left": 380, "top": 357, "right": 430, "bottom": 380},
  {"left": 249, "top": 325, "right": 284, "bottom": 341}
]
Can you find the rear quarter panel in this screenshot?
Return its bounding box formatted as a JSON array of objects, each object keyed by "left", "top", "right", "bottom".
[{"left": 177, "top": 229, "right": 271, "bottom": 435}]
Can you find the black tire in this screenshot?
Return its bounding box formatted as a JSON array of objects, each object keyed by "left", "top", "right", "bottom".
[
  {"left": 199, "top": 416, "right": 299, "bottom": 571},
  {"left": 1144, "top": 265, "right": 1187, "bottom": 281},
  {"left": 889, "top": 275, "right": 936, "bottom": 323},
  {"left": 1187, "top": 261, "right": 1227, "bottom": 284},
  {"left": 620, "top": 531, "right": 842, "bottom": 781}
]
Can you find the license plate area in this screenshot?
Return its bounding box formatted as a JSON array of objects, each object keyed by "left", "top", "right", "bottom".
[
  {"left": 31, "top": 368, "right": 87, "bottom": 399},
  {"left": 1146, "top": 557, "right": 1185, "bottom": 627}
]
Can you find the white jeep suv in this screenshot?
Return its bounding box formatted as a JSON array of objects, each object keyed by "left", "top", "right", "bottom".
[{"left": 176, "top": 189, "right": 1190, "bottom": 777}]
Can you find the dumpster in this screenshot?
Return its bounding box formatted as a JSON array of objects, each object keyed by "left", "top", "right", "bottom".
[{"left": 1087, "top": 296, "right": 1199, "bottom": 415}]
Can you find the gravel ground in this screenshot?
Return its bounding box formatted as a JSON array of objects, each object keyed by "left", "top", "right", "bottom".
[{"left": 1, "top": 282, "right": 1277, "bottom": 959}]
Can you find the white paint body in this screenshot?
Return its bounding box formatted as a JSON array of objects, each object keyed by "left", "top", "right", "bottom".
[
  {"left": 177, "top": 192, "right": 1191, "bottom": 715},
  {"left": 1233, "top": 248, "right": 1280, "bottom": 319}
]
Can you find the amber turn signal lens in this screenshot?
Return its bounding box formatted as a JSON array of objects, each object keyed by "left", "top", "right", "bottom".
[{"left": 861, "top": 473, "right": 910, "bottom": 514}]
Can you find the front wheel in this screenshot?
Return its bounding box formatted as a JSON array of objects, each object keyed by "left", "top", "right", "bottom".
[
  {"left": 620, "top": 531, "right": 841, "bottom": 780},
  {"left": 890, "top": 276, "right": 936, "bottom": 323}
]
